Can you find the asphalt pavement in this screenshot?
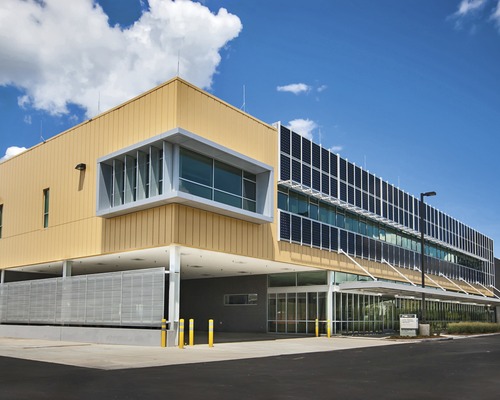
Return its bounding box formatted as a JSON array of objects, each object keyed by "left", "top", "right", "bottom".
[{"left": 0, "top": 334, "right": 499, "bottom": 399}]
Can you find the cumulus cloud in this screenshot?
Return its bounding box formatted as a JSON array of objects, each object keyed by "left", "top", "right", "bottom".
[
  {"left": 0, "top": 0, "right": 242, "bottom": 117},
  {"left": 277, "top": 83, "right": 311, "bottom": 95},
  {"left": 287, "top": 118, "right": 317, "bottom": 140},
  {"left": 0, "top": 146, "right": 27, "bottom": 162}
]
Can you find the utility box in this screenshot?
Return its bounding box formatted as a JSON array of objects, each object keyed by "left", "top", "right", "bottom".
[{"left": 400, "top": 314, "right": 418, "bottom": 337}]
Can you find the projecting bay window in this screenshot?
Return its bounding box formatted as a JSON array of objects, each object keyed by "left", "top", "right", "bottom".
[
  {"left": 43, "top": 188, "right": 50, "bottom": 228},
  {"left": 98, "top": 145, "right": 163, "bottom": 210},
  {"left": 97, "top": 128, "right": 273, "bottom": 224}
]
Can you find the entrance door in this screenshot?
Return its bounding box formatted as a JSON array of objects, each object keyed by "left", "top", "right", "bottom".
[{"left": 268, "top": 291, "right": 326, "bottom": 334}]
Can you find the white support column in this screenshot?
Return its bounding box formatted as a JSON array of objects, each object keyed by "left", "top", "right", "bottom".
[
  {"left": 168, "top": 245, "right": 181, "bottom": 344},
  {"left": 1, "top": 269, "right": 5, "bottom": 284},
  {"left": 326, "top": 270, "right": 334, "bottom": 335},
  {"left": 62, "top": 260, "right": 73, "bottom": 279}
]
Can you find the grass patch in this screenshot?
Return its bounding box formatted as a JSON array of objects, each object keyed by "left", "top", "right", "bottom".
[{"left": 446, "top": 322, "right": 500, "bottom": 335}]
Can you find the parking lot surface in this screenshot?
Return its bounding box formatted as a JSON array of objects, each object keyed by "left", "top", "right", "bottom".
[{"left": 0, "top": 334, "right": 499, "bottom": 399}]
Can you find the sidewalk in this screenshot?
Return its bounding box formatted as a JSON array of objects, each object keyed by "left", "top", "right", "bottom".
[{"left": 0, "top": 335, "right": 411, "bottom": 370}]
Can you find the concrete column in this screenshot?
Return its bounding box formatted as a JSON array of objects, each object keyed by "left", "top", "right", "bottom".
[
  {"left": 62, "top": 260, "right": 73, "bottom": 278},
  {"left": 1, "top": 269, "right": 5, "bottom": 284},
  {"left": 61, "top": 261, "right": 74, "bottom": 325},
  {"left": 326, "top": 270, "right": 334, "bottom": 334},
  {"left": 168, "top": 245, "right": 181, "bottom": 344}
]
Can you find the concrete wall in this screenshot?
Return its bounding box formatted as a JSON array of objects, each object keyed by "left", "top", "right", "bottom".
[
  {"left": 0, "top": 325, "right": 164, "bottom": 347},
  {"left": 180, "top": 275, "right": 268, "bottom": 333}
]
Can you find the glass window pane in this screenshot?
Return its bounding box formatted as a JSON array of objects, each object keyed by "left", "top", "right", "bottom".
[
  {"left": 243, "top": 199, "right": 256, "bottom": 212},
  {"left": 214, "top": 190, "right": 242, "bottom": 208},
  {"left": 243, "top": 171, "right": 256, "bottom": 181},
  {"left": 289, "top": 191, "right": 299, "bottom": 214},
  {"left": 310, "top": 203, "right": 318, "bottom": 220},
  {"left": 308, "top": 292, "right": 318, "bottom": 319},
  {"left": 214, "top": 160, "right": 242, "bottom": 196},
  {"left": 179, "top": 179, "right": 212, "bottom": 200},
  {"left": 297, "top": 271, "right": 327, "bottom": 286},
  {"left": 278, "top": 192, "right": 288, "bottom": 211},
  {"left": 243, "top": 180, "right": 256, "bottom": 200},
  {"left": 269, "top": 273, "right": 296, "bottom": 287},
  {"left": 180, "top": 148, "right": 213, "bottom": 187},
  {"left": 268, "top": 294, "right": 276, "bottom": 320},
  {"left": 319, "top": 203, "right": 328, "bottom": 223},
  {"left": 297, "top": 293, "right": 307, "bottom": 320},
  {"left": 297, "top": 193, "right": 308, "bottom": 217},
  {"left": 337, "top": 213, "right": 345, "bottom": 228}
]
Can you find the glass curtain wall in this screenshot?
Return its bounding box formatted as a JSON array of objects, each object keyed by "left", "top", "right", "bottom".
[{"left": 268, "top": 271, "right": 495, "bottom": 335}]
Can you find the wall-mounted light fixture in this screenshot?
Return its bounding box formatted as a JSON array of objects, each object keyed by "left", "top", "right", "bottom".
[{"left": 75, "top": 163, "right": 86, "bottom": 171}]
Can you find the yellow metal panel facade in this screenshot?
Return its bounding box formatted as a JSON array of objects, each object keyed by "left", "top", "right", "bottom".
[
  {"left": 0, "top": 78, "right": 281, "bottom": 270},
  {"left": 0, "top": 79, "right": 180, "bottom": 269}
]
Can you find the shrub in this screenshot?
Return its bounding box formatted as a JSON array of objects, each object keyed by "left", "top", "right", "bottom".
[{"left": 446, "top": 322, "right": 500, "bottom": 334}]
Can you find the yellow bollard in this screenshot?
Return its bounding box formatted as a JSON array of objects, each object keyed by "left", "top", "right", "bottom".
[
  {"left": 179, "top": 318, "right": 185, "bottom": 349},
  {"left": 315, "top": 318, "right": 319, "bottom": 337},
  {"left": 208, "top": 319, "right": 214, "bottom": 348},
  {"left": 189, "top": 318, "right": 194, "bottom": 346},
  {"left": 161, "top": 318, "right": 167, "bottom": 347},
  {"left": 327, "top": 319, "right": 331, "bottom": 338}
]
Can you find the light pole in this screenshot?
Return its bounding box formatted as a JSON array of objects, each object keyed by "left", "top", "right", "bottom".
[{"left": 420, "top": 191, "right": 436, "bottom": 324}]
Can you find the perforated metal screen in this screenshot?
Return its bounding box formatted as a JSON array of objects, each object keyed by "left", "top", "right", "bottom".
[{"left": 0, "top": 268, "right": 165, "bottom": 327}]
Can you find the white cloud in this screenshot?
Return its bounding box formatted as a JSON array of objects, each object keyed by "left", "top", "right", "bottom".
[
  {"left": 317, "top": 85, "right": 328, "bottom": 93},
  {"left": 287, "top": 118, "right": 317, "bottom": 140},
  {"left": 23, "top": 115, "right": 32, "bottom": 125},
  {"left": 451, "top": 0, "right": 500, "bottom": 31},
  {"left": 277, "top": 83, "right": 311, "bottom": 95},
  {"left": 0, "top": 146, "right": 27, "bottom": 162},
  {"left": 455, "top": 0, "right": 487, "bottom": 16},
  {"left": 329, "top": 145, "right": 343, "bottom": 153},
  {"left": 0, "top": 0, "right": 242, "bottom": 118},
  {"left": 492, "top": 0, "right": 500, "bottom": 26}
]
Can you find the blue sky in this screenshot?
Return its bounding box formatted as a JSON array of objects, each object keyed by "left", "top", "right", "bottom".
[{"left": 1, "top": 0, "right": 499, "bottom": 256}]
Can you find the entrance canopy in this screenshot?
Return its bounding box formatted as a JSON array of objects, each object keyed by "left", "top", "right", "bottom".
[{"left": 339, "top": 280, "right": 500, "bottom": 306}]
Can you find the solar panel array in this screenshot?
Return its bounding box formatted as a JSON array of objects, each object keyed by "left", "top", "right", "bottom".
[{"left": 278, "top": 124, "right": 494, "bottom": 285}]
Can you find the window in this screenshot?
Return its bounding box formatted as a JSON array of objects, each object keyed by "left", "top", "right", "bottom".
[
  {"left": 278, "top": 190, "right": 288, "bottom": 211},
  {"left": 224, "top": 294, "right": 258, "bottom": 305},
  {"left": 0, "top": 204, "right": 3, "bottom": 238},
  {"left": 43, "top": 188, "right": 49, "bottom": 228},
  {"left": 97, "top": 128, "right": 273, "bottom": 224},
  {"left": 179, "top": 148, "right": 257, "bottom": 212}
]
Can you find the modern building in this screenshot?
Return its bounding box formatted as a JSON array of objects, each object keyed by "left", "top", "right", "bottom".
[{"left": 0, "top": 78, "right": 498, "bottom": 345}]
